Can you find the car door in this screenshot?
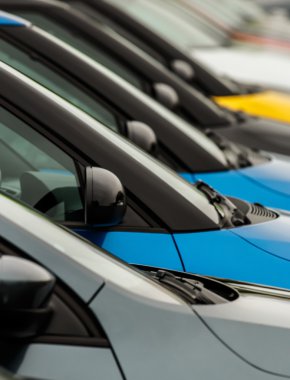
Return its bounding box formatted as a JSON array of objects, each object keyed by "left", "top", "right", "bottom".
[{"left": 0, "top": 104, "right": 183, "bottom": 271}]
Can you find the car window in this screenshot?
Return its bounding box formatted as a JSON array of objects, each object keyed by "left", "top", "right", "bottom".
[
  {"left": 0, "top": 39, "right": 119, "bottom": 132},
  {"left": 0, "top": 106, "right": 84, "bottom": 222},
  {"left": 101, "top": 0, "right": 222, "bottom": 50},
  {"left": 13, "top": 11, "right": 144, "bottom": 90}
]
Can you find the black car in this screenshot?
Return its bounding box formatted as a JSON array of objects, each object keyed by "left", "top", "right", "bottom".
[{"left": 2, "top": 0, "right": 290, "bottom": 155}]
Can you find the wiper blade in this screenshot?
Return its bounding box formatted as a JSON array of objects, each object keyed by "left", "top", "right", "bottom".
[
  {"left": 196, "top": 181, "right": 248, "bottom": 228},
  {"left": 205, "top": 129, "right": 251, "bottom": 169},
  {"left": 153, "top": 270, "right": 226, "bottom": 305}
]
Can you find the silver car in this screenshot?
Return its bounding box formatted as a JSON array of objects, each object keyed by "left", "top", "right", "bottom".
[{"left": 1, "top": 193, "right": 290, "bottom": 379}]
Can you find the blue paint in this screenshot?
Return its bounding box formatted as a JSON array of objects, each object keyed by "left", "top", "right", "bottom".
[
  {"left": 193, "top": 170, "right": 290, "bottom": 211},
  {"left": 173, "top": 226, "right": 290, "bottom": 289},
  {"left": 0, "top": 11, "right": 27, "bottom": 26},
  {"left": 73, "top": 229, "right": 183, "bottom": 271},
  {"left": 232, "top": 213, "right": 290, "bottom": 262},
  {"left": 238, "top": 156, "right": 290, "bottom": 197}
]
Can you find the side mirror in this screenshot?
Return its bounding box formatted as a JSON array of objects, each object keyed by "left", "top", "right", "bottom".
[
  {"left": 0, "top": 256, "right": 55, "bottom": 339},
  {"left": 153, "top": 83, "right": 179, "bottom": 109},
  {"left": 171, "top": 59, "right": 195, "bottom": 81},
  {"left": 126, "top": 121, "right": 158, "bottom": 155},
  {"left": 85, "top": 167, "right": 126, "bottom": 226}
]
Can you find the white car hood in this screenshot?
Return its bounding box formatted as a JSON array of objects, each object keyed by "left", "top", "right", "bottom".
[{"left": 192, "top": 45, "right": 290, "bottom": 91}]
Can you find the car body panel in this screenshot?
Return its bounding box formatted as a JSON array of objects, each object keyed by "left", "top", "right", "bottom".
[
  {"left": 90, "top": 284, "right": 288, "bottom": 380},
  {"left": 3, "top": 188, "right": 290, "bottom": 378},
  {"left": 215, "top": 91, "right": 290, "bottom": 124},
  {"left": 174, "top": 224, "right": 290, "bottom": 289},
  {"left": 232, "top": 213, "right": 290, "bottom": 262},
  {"left": 7, "top": 345, "right": 122, "bottom": 380},
  {"left": 74, "top": 229, "right": 184, "bottom": 271},
  {"left": 195, "top": 294, "right": 290, "bottom": 377}
]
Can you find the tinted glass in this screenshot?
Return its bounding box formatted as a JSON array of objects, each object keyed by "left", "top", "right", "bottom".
[
  {"left": 0, "top": 106, "right": 83, "bottom": 222},
  {"left": 102, "top": 0, "right": 224, "bottom": 49},
  {"left": 13, "top": 11, "right": 143, "bottom": 89},
  {"left": 0, "top": 38, "right": 119, "bottom": 132}
]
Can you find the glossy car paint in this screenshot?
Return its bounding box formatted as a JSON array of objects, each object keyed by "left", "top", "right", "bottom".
[
  {"left": 3, "top": 16, "right": 290, "bottom": 214},
  {"left": 4, "top": 60, "right": 290, "bottom": 289},
  {"left": 215, "top": 91, "right": 290, "bottom": 124},
  {"left": 4, "top": 194, "right": 290, "bottom": 378}
]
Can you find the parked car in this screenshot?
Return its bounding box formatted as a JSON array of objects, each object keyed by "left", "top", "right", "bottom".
[
  {"left": 3, "top": 60, "right": 290, "bottom": 289},
  {"left": 4, "top": 191, "right": 290, "bottom": 379},
  {"left": 59, "top": 0, "right": 290, "bottom": 120},
  {"left": 2, "top": 12, "right": 290, "bottom": 213}
]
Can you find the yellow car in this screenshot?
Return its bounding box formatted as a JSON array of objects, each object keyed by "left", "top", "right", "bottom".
[{"left": 215, "top": 91, "right": 290, "bottom": 124}]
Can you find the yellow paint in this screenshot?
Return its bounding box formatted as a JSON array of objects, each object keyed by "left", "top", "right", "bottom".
[{"left": 215, "top": 91, "right": 290, "bottom": 124}]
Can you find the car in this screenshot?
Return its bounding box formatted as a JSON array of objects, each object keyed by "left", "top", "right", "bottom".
[
  {"left": 3, "top": 60, "right": 290, "bottom": 289},
  {"left": 58, "top": 0, "right": 290, "bottom": 123},
  {"left": 2, "top": 11, "right": 290, "bottom": 213},
  {"left": 4, "top": 192, "right": 290, "bottom": 379}
]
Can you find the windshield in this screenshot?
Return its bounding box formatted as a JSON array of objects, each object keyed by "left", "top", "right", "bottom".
[
  {"left": 3, "top": 63, "right": 220, "bottom": 225},
  {"left": 0, "top": 39, "right": 119, "bottom": 132},
  {"left": 0, "top": 34, "right": 228, "bottom": 169},
  {"left": 102, "top": 0, "right": 224, "bottom": 49},
  {"left": 13, "top": 11, "right": 143, "bottom": 90}
]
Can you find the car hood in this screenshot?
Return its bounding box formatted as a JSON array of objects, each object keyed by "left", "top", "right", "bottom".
[
  {"left": 232, "top": 212, "right": 290, "bottom": 262},
  {"left": 194, "top": 286, "right": 290, "bottom": 377},
  {"left": 239, "top": 155, "right": 290, "bottom": 197},
  {"left": 214, "top": 91, "right": 290, "bottom": 124},
  {"left": 192, "top": 46, "right": 290, "bottom": 90}
]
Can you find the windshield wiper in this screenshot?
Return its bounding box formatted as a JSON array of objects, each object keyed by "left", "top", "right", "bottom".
[
  {"left": 205, "top": 129, "right": 251, "bottom": 169},
  {"left": 196, "top": 181, "right": 248, "bottom": 228},
  {"left": 153, "top": 270, "right": 226, "bottom": 305}
]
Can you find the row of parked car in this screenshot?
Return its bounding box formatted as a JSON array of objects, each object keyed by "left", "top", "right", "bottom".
[{"left": 2, "top": 0, "right": 290, "bottom": 379}]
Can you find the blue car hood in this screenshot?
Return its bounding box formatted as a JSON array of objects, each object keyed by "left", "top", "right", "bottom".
[
  {"left": 239, "top": 155, "right": 290, "bottom": 198},
  {"left": 232, "top": 212, "right": 290, "bottom": 262}
]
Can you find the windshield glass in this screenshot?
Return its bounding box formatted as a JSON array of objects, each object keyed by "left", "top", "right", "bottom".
[
  {"left": 0, "top": 34, "right": 228, "bottom": 168},
  {"left": 102, "top": 0, "right": 224, "bottom": 49},
  {"left": 0, "top": 38, "right": 119, "bottom": 132},
  {"left": 5, "top": 63, "right": 220, "bottom": 226},
  {"left": 14, "top": 11, "right": 143, "bottom": 90}
]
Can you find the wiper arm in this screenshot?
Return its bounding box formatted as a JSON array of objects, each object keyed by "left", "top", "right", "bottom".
[
  {"left": 153, "top": 270, "right": 226, "bottom": 305},
  {"left": 196, "top": 181, "right": 248, "bottom": 228},
  {"left": 205, "top": 129, "right": 251, "bottom": 169}
]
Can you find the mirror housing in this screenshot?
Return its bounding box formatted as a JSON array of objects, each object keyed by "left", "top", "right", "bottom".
[
  {"left": 153, "top": 83, "right": 179, "bottom": 109},
  {"left": 171, "top": 59, "right": 195, "bottom": 81},
  {"left": 85, "top": 167, "right": 126, "bottom": 226},
  {"left": 0, "top": 256, "right": 55, "bottom": 339},
  {"left": 126, "top": 121, "right": 158, "bottom": 155}
]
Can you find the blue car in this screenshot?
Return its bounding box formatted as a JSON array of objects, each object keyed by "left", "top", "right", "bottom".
[
  {"left": 3, "top": 60, "right": 290, "bottom": 291},
  {"left": 1, "top": 11, "right": 290, "bottom": 214}
]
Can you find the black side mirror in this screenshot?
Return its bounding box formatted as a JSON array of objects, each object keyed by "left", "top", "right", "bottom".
[
  {"left": 85, "top": 167, "right": 126, "bottom": 226},
  {"left": 171, "top": 60, "right": 195, "bottom": 81},
  {"left": 0, "top": 256, "right": 55, "bottom": 339},
  {"left": 126, "top": 121, "right": 158, "bottom": 155},
  {"left": 153, "top": 83, "right": 179, "bottom": 109}
]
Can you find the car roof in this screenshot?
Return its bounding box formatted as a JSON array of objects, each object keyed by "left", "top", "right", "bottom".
[{"left": 0, "top": 10, "right": 29, "bottom": 26}]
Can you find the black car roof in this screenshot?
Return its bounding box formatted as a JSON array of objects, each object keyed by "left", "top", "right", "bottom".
[{"left": 1, "top": 63, "right": 220, "bottom": 232}]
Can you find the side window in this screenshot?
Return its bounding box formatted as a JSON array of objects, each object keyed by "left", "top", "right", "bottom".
[
  {"left": 0, "top": 38, "right": 119, "bottom": 132},
  {"left": 0, "top": 106, "right": 84, "bottom": 222}
]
